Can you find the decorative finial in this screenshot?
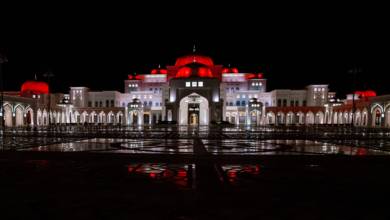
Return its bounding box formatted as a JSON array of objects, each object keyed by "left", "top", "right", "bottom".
[
  {"left": 34, "top": 73, "right": 37, "bottom": 81},
  {"left": 193, "top": 44, "right": 196, "bottom": 53},
  {"left": 228, "top": 64, "right": 231, "bottom": 68},
  {"left": 158, "top": 64, "right": 161, "bottom": 69}
]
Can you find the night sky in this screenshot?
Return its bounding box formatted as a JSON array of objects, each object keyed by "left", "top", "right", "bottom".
[{"left": 1, "top": 5, "right": 389, "bottom": 97}]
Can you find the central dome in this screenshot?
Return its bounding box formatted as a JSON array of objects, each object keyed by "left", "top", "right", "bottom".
[
  {"left": 175, "top": 63, "right": 214, "bottom": 78},
  {"left": 175, "top": 55, "right": 214, "bottom": 67}
]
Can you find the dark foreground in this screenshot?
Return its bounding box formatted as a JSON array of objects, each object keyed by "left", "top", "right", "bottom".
[
  {"left": 1, "top": 125, "right": 390, "bottom": 219},
  {"left": 1, "top": 154, "right": 390, "bottom": 220}
]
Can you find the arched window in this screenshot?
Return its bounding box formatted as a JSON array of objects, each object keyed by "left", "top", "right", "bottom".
[
  {"left": 375, "top": 109, "right": 381, "bottom": 126},
  {"left": 143, "top": 101, "right": 147, "bottom": 106},
  {"left": 236, "top": 100, "right": 240, "bottom": 106},
  {"left": 241, "top": 100, "right": 246, "bottom": 106}
]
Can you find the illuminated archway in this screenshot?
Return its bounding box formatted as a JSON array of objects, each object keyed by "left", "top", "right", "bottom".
[
  {"left": 250, "top": 110, "right": 261, "bottom": 125},
  {"left": 286, "top": 111, "right": 294, "bottom": 125},
  {"left": 116, "top": 111, "right": 124, "bottom": 125},
  {"left": 355, "top": 110, "right": 361, "bottom": 126},
  {"left": 297, "top": 112, "right": 304, "bottom": 124},
  {"left": 362, "top": 109, "right": 368, "bottom": 126},
  {"left": 15, "top": 105, "right": 24, "bottom": 126},
  {"left": 129, "top": 110, "right": 141, "bottom": 125},
  {"left": 276, "top": 112, "right": 285, "bottom": 125},
  {"left": 25, "top": 107, "right": 34, "bottom": 126},
  {"left": 108, "top": 111, "right": 115, "bottom": 124},
  {"left": 343, "top": 111, "right": 349, "bottom": 124},
  {"left": 42, "top": 110, "right": 48, "bottom": 125},
  {"left": 333, "top": 112, "right": 338, "bottom": 124},
  {"left": 305, "top": 111, "right": 314, "bottom": 125},
  {"left": 179, "top": 93, "right": 209, "bottom": 125},
  {"left": 371, "top": 105, "right": 383, "bottom": 127},
  {"left": 315, "top": 111, "right": 324, "bottom": 124},
  {"left": 4, "top": 104, "right": 12, "bottom": 127},
  {"left": 81, "top": 111, "right": 88, "bottom": 123},
  {"left": 37, "top": 109, "right": 42, "bottom": 126}
]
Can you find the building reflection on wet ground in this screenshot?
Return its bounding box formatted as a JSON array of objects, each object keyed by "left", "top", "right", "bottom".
[{"left": 2, "top": 127, "right": 390, "bottom": 219}]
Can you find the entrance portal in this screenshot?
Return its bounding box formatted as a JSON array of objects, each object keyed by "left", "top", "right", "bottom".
[
  {"left": 178, "top": 93, "right": 209, "bottom": 125},
  {"left": 188, "top": 103, "right": 200, "bottom": 125}
]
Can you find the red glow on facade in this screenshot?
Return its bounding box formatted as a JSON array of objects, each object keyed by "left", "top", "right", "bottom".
[
  {"left": 135, "top": 75, "right": 144, "bottom": 80},
  {"left": 128, "top": 75, "right": 133, "bottom": 80},
  {"left": 21, "top": 81, "right": 49, "bottom": 95},
  {"left": 198, "top": 67, "right": 213, "bottom": 78},
  {"left": 245, "top": 73, "right": 263, "bottom": 79},
  {"left": 149, "top": 172, "right": 156, "bottom": 178},
  {"left": 160, "top": 69, "right": 168, "bottom": 74},
  {"left": 245, "top": 73, "right": 256, "bottom": 79},
  {"left": 175, "top": 67, "right": 192, "bottom": 78},
  {"left": 355, "top": 90, "right": 376, "bottom": 98},
  {"left": 151, "top": 69, "right": 168, "bottom": 74},
  {"left": 175, "top": 55, "right": 214, "bottom": 67},
  {"left": 222, "top": 67, "right": 239, "bottom": 73}
]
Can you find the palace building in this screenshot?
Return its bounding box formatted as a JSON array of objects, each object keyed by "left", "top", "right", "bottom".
[{"left": 1, "top": 54, "right": 390, "bottom": 127}]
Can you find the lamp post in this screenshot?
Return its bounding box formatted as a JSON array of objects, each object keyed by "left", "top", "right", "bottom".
[
  {"left": 0, "top": 53, "right": 8, "bottom": 149},
  {"left": 43, "top": 70, "right": 54, "bottom": 127},
  {"left": 349, "top": 68, "right": 361, "bottom": 127}
]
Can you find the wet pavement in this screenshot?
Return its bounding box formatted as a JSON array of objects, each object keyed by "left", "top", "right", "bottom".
[
  {"left": 2, "top": 126, "right": 390, "bottom": 219},
  {"left": 17, "top": 137, "right": 390, "bottom": 156}
]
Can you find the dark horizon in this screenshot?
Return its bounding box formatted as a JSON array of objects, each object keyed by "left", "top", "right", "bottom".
[{"left": 1, "top": 7, "right": 388, "bottom": 97}]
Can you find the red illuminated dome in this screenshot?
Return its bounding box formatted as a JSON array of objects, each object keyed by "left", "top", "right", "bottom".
[
  {"left": 355, "top": 90, "right": 376, "bottom": 98},
  {"left": 175, "top": 55, "right": 214, "bottom": 67},
  {"left": 21, "top": 81, "right": 49, "bottom": 95},
  {"left": 175, "top": 67, "right": 192, "bottom": 78},
  {"left": 222, "top": 67, "right": 239, "bottom": 73},
  {"left": 175, "top": 63, "right": 214, "bottom": 78},
  {"left": 198, "top": 67, "right": 213, "bottom": 78},
  {"left": 150, "top": 65, "right": 168, "bottom": 74}
]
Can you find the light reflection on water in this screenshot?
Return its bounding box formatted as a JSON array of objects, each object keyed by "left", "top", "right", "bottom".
[
  {"left": 127, "top": 163, "right": 191, "bottom": 188},
  {"left": 222, "top": 164, "right": 262, "bottom": 185},
  {"left": 19, "top": 138, "right": 390, "bottom": 156}
]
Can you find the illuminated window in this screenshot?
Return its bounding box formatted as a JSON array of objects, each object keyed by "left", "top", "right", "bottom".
[
  {"left": 252, "top": 82, "right": 255, "bottom": 86},
  {"left": 198, "top": 81, "right": 203, "bottom": 87},
  {"left": 259, "top": 82, "right": 262, "bottom": 86},
  {"left": 242, "top": 95, "right": 246, "bottom": 98},
  {"left": 314, "top": 88, "right": 318, "bottom": 92},
  {"left": 185, "top": 82, "right": 191, "bottom": 87},
  {"left": 192, "top": 81, "right": 197, "bottom": 87}
]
